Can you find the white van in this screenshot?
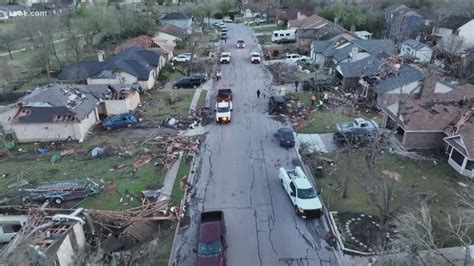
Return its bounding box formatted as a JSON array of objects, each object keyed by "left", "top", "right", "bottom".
[{"left": 271, "top": 29, "right": 296, "bottom": 43}]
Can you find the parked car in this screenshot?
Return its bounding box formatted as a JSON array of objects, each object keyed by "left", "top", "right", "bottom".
[
  {"left": 103, "top": 113, "right": 138, "bottom": 130},
  {"left": 237, "top": 40, "right": 245, "bottom": 48},
  {"left": 275, "top": 128, "right": 295, "bottom": 148},
  {"left": 173, "top": 76, "right": 203, "bottom": 89},
  {"left": 172, "top": 54, "right": 191, "bottom": 62},
  {"left": 276, "top": 38, "right": 295, "bottom": 44},
  {"left": 197, "top": 211, "right": 227, "bottom": 266},
  {"left": 0, "top": 215, "right": 28, "bottom": 244},
  {"left": 220, "top": 32, "right": 227, "bottom": 40},
  {"left": 333, "top": 118, "right": 379, "bottom": 146},
  {"left": 285, "top": 53, "right": 308, "bottom": 64},
  {"left": 250, "top": 52, "right": 261, "bottom": 64},
  {"left": 191, "top": 74, "right": 208, "bottom": 83},
  {"left": 268, "top": 95, "right": 287, "bottom": 114},
  {"left": 220, "top": 27, "right": 228, "bottom": 33},
  {"left": 220, "top": 52, "right": 231, "bottom": 64}
]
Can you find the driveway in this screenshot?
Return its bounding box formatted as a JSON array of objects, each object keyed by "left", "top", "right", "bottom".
[{"left": 172, "top": 22, "right": 341, "bottom": 266}]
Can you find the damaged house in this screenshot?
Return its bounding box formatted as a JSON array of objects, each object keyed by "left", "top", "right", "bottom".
[
  {"left": 0, "top": 84, "right": 141, "bottom": 143},
  {"left": 58, "top": 47, "right": 164, "bottom": 90},
  {"left": 310, "top": 37, "right": 396, "bottom": 71},
  {"left": 378, "top": 74, "right": 474, "bottom": 176},
  {"left": 113, "top": 35, "right": 175, "bottom": 62},
  {"left": 288, "top": 14, "right": 351, "bottom": 51}
]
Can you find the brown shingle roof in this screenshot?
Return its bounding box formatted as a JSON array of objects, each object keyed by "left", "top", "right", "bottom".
[
  {"left": 381, "top": 75, "right": 474, "bottom": 132},
  {"left": 159, "top": 24, "right": 186, "bottom": 39}
]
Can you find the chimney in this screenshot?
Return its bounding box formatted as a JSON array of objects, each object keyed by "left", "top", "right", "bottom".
[
  {"left": 351, "top": 47, "right": 358, "bottom": 62},
  {"left": 98, "top": 50, "right": 105, "bottom": 62}
]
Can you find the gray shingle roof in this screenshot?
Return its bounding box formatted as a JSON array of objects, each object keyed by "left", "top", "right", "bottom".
[
  {"left": 373, "top": 65, "right": 425, "bottom": 94},
  {"left": 352, "top": 39, "right": 396, "bottom": 55},
  {"left": 402, "top": 39, "right": 427, "bottom": 51},
  {"left": 0, "top": 5, "right": 25, "bottom": 11},
  {"left": 19, "top": 84, "right": 100, "bottom": 122},
  {"left": 311, "top": 40, "right": 332, "bottom": 53},
  {"left": 338, "top": 56, "right": 383, "bottom": 78},
  {"left": 313, "top": 39, "right": 395, "bottom": 63},
  {"left": 58, "top": 62, "right": 105, "bottom": 80},
  {"left": 162, "top": 12, "right": 189, "bottom": 20}
]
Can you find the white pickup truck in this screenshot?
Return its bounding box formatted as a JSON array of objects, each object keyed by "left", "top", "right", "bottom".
[
  {"left": 220, "top": 52, "right": 231, "bottom": 64},
  {"left": 279, "top": 166, "right": 323, "bottom": 218},
  {"left": 215, "top": 101, "right": 233, "bottom": 123},
  {"left": 285, "top": 53, "right": 308, "bottom": 64}
]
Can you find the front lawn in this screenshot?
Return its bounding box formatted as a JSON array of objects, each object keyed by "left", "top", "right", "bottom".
[{"left": 140, "top": 90, "right": 195, "bottom": 121}]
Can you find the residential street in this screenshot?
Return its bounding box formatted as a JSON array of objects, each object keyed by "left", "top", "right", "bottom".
[{"left": 172, "top": 22, "right": 340, "bottom": 266}]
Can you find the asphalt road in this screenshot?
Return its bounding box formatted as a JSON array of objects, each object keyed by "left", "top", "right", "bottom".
[{"left": 172, "top": 22, "right": 341, "bottom": 266}]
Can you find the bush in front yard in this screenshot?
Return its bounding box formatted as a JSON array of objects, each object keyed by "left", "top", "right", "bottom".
[{"left": 213, "top": 12, "right": 223, "bottom": 19}]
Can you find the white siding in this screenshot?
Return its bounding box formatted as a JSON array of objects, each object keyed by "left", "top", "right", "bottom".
[
  {"left": 458, "top": 20, "right": 474, "bottom": 48},
  {"left": 56, "top": 235, "right": 75, "bottom": 266},
  {"left": 104, "top": 92, "right": 141, "bottom": 115},
  {"left": 156, "top": 32, "right": 182, "bottom": 44},
  {"left": 11, "top": 109, "right": 98, "bottom": 143},
  {"left": 415, "top": 47, "right": 433, "bottom": 63}
]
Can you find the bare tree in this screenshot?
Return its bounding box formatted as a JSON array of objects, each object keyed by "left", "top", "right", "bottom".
[
  {"left": 14, "top": 16, "right": 38, "bottom": 42},
  {"left": 0, "top": 30, "right": 17, "bottom": 60},
  {"left": 395, "top": 202, "right": 456, "bottom": 265}
]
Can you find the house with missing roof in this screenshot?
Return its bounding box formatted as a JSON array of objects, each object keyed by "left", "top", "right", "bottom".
[
  {"left": 58, "top": 47, "right": 163, "bottom": 90},
  {"left": 310, "top": 36, "right": 395, "bottom": 72},
  {"left": 385, "top": 4, "right": 424, "bottom": 44},
  {"left": 288, "top": 14, "right": 350, "bottom": 51},
  {"left": 377, "top": 74, "right": 474, "bottom": 177},
  {"left": 161, "top": 12, "right": 192, "bottom": 33},
  {"left": 400, "top": 39, "right": 433, "bottom": 63},
  {"left": 432, "top": 17, "right": 474, "bottom": 55},
  {"left": 0, "top": 84, "right": 141, "bottom": 143}
]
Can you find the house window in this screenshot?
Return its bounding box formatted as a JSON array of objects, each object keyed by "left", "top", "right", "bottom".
[
  {"left": 451, "top": 148, "right": 465, "bottom": 167},
  {"left": 466, "top": 160, "right": 474, "bottom": 171}
]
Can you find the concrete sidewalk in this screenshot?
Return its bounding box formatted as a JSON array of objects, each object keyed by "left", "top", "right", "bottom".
[
  {"left": 158, "top": 152, "right": 183, "bottom": 202},
  {"left": 188, "top": 79, "right": 212, "bottom": 113}
]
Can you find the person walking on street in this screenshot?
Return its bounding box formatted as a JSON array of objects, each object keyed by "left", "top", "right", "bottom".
[
  {"left": 257, "top": 89, "right": 261, "bottom": 98},
  {"left": 216, "top": 70, "right": 221, "bottom": 80},
  {"left": 311, "top": 94, "right": 316, "bottom": 106},
  {"left": 295, "top": 80, "right": 299, "bottom": 92}
]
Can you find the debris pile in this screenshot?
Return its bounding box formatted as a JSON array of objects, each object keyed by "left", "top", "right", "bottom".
[
  {"left": 283, "top": 94, "right": 310, "bottom": 127},
  {"left": 268, "top": 63, "right": 300, "bottom": 85},
  {"left": 145, "top": 135, "right": 203, "bottom": 169}
]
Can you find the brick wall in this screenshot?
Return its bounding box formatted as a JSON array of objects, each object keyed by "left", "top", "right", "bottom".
[{"left": 402, "top": 131, "right": 447, "bottom": 150}]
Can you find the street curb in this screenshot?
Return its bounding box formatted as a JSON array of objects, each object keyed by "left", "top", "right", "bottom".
[
  {"left": 295, "top": 133, "right": 347, "bottom": 266},
  {"left": 167, "top": 145, "right": 202, "bottom": 266}
]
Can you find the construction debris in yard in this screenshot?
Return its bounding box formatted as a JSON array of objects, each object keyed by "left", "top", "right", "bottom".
[
  {"left": 382, "top": 170, "right": 401, "bottom": 181},
  {"left": 268, "top": 63, "right": 300, "bottom": 85},
  {"left": 133, "top": 154, "right": 153, "bottom": 168},
  {"left": 283, "top": 94, "right": 310, "bottom": 127}
]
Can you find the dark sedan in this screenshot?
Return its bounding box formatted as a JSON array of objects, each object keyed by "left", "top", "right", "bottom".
[
  {"left": 275, "top": 128, "right": 295, "bottom": 148},
  {"left": 173, "top": 76, "right": 202, "bottom": 89}
]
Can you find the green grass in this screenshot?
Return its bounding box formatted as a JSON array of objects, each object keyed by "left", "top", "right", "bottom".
[
  {"left": 171, "top": 155, "right": 191, "bottom": 206},
  {"left": 291, "top": 92, "right": 382, "bottom": 134},
  {"left": 197, "top": 90, "right": 207, "bottom": 108},
  {"left": 140, "top": 90, "right": 195, "bottom": 121},
  {"left": 152, "top": 222, "right": 177, "bottom": 266},
  {"left": 314, "top": 151, "right": 466, "bottom": 242},
  {"left": 81, "top": 163, "right": 166, "bottom": 210},
  {"left": 256, "top": 35, "right": 272, "bottom": 44},
  {"left": 252, "top": 26, "right": 279, "bottom": 33}
]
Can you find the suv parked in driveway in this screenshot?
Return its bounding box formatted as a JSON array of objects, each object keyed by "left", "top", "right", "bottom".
[
  {"left": 173, "top": 76, "right": 202, "bottom": 89},
  {"left": 268, "top": 95, "right": 287, "bottom": 114},
  {"left": 103, "top": 113, "right": 138, "bottom": 130}
]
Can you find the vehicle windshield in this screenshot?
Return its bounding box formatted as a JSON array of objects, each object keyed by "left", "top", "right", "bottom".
[
  {"left": 222, "top": 54, "right": 230, "bottom": 57},
  {"left": 297, "top": 188, "right": 317, "bottom": 199},
  {"left": 198, "top": 241, "right": 223, "bottom": 256},
  {"left": 217, "top": 107, "right": 230, "bottom": 112},
  {"left": 281, "top": 131, "right": 293, "bottom": 140}
]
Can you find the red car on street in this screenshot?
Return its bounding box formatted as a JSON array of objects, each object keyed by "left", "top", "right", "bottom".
[{"left": 197, "top": 211, "right": 227, "bottom": 266}]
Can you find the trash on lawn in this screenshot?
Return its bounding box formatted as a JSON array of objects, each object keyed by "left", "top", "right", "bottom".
[
  {"left": 133, "top": 154, "right": 153, "bottom": 168},
  {"left": 37, "top": 147, "right": 49, "bottom": 154},
  {"left": 60, "top": 149, "right": 76, "bottom": 156},
  {"left": 91, "top": 147, "right": 105, "bottom": 158},
  {"left": 104, "top": 185, "right": 117, "bottom": 194},
  {"left": 142, "top": 189, "right": 161, "bottom": 199},
  {"left": 50, "top": 154, "right": 61, "bottom": 163},
  {"left": 382, "top": 170, "right": 401, "bottom": 181}
]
